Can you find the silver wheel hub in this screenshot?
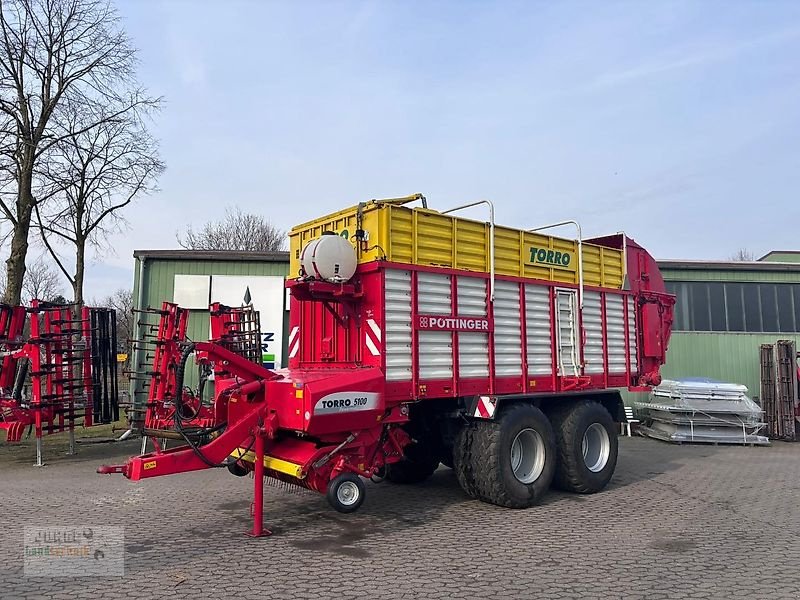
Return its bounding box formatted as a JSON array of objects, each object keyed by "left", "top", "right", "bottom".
[
  {"left": 582, "top": 423, "right": 610, "bottom": 473},
  {"left": 510, "top": 428, "right": 546, "bottom": 484},
  {"left": 336, "top": 481, "right": 360, "bottom": 506}
]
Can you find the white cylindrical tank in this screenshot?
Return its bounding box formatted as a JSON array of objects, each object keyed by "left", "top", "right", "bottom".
[{"left": 300, "top": 232, "right": 358, "bottom": 283}]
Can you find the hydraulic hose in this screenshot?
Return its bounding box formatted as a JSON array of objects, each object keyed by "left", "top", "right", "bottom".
[
  {"left": 172, "top": 342, "right": 253, "bottom": 468},
  {"left": 174, "top": 343, "right": 196, "bottom": 422},
  {"left": 12, "top": 359, "right": 28, "bottom": 402}
]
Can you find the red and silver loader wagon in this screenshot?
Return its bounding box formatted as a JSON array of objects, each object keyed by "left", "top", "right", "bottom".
[{"left": 100, "top": 195, "right": 674, "bottom": 536}]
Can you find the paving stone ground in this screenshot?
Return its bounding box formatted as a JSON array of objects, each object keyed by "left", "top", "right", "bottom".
[{"left": 0, "top": 436, "right": 798, "bottom": 599}]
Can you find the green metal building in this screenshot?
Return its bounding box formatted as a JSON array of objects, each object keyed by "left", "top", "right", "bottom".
[
  {"left": 655, "top": 255, "right": 800, "bottom": 399},
  {"left": 131, "top": 250, "right": 291, "bottom": 403}
]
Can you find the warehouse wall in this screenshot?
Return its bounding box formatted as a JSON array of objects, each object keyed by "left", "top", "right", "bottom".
[
  {"left": 132, "top": 255, "right": 290, "bottom": 409},
  {"left": 661, "top": 332, "right": 800, "bottom": 398},
  {"left": 760, "top": 252, "right": 800, "bottom": 264},
  {"left": 134, "top": 257, "right": 290, "bottom": 359},
  {"left": 623, "top": 263, "right": 800, "bottom": 405}
]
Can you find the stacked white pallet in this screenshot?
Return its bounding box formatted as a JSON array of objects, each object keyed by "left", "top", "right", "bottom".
[{"left": 635, "top": 379, "right": 769, "bottom": 445}]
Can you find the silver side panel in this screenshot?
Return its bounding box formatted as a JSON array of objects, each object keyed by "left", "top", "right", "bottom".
[
  {"left": 384, "top": 269, "right": 412, "bottom": 382},
  {"left": 627, "top": 296, "right": 638, "bottom": 372},
  {"left": 457, "top": 277, "right": 487, "bottom": 317},
  {"left": 419, "top": 331, "right": 453, "bottom": 380},
  {"left": 417, "top": 272, "right": 453, "bottom": 380},
  {"left": 583, "top": 291, "right": 604, "bottom": 375},
  {"left": 525, "top": 284, "right": 552, "bottom": 376},
  {"left": 457, "top": 277, "right": 489, "bottom": 378},
  {"left": 417, "top": 272, "right": 451, "bottom": 315},
  {"left": 493, "top": 279, "right": 523, "bottom": 377},
  {"left": 606, "top": 294, "right": 627, "bottom": 373}
]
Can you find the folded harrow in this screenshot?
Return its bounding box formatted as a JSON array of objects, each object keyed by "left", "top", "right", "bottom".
[
  {"left": 130, "top": 302, "right": 267, "bottom": 453},
  {"left": 0, "top": 301, "right": 119, "bottom": 465}
]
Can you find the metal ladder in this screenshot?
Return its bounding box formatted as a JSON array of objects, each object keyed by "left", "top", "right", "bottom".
[{"left": 555, "top": 289, "right": 580, "bottom": 377}]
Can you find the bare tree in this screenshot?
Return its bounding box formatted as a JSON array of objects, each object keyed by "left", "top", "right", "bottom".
[
  {"left": 177, "top": 207, "right": 286, "bottom": 252},
  {"left": 0, "top": 0, "right": 156, "bottom": 304},
  {"left": 729, "top": 248, "right": 755, "bottom": 261},
  {"left": 35, "top": 101, "right": 164, "bottom": 306},
  {"left": 90, "top": 287, "right": 132, "bottom": 351},
  {"left": 22, "top": 255, "right": 63, "bottom": 302}
]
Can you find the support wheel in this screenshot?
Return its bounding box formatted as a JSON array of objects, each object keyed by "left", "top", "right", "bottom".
[
  {"left": 385, "top": 441, "right": 440, "bottom": 484},
  {"left": 461, "top": 403, "right": 556, "bottom": 508},
  {"left": 326, "top": 473, "right": 366, "bottom": 513},
  {"left": 227, "top": 461, "right": 249, "bottom": 477},
  {"left": 550, "top": 400, "right": 618, "bottom": 494}
]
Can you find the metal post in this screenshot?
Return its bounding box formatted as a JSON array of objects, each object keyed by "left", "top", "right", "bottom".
[
  {"left": 441, "top": 200, "right": 496, "bottom": 301},
  {"left": 132, "top": 256, "right": 148, "bottom": 427},
  {"left": 528, "top": 220, "right": 584, "bottom": 308},
  {"left": 34, "top": 437, "right": 44, "bottom": 467},
  {"left": 140, "top": 435, "right": 148, "bottom": 455},
  {"left": 117, "top": 428, "right": 133, "bottom": 442},
  {"left": 247, "top": 431, "right": 271, "bottom": 537},
  {"left": 67, "top": 428, "right": 75, "bottom": 456}
]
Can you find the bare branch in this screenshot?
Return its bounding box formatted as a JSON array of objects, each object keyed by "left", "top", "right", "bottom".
[
  {"left": 177, "top": 208, "right": 287, "bottom": 252},
  {"left": 34, "top": 200, "right": 74, "bottom": 283},
  {"left": 729, "top": 248, "right": 755, "bottom": 262},
  {"left": 0, "top": 0, "right": 159, "bottom": 305},
  {"left": 36, "top": 96, "right": 164, "bottom": 304},
  {"left": 22, "top": 254, "right": 63, "bottom": 302}
]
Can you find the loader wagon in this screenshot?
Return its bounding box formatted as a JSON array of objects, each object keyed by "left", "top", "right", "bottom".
[{"left": 100, "top": 194, "right": 674, "bottom": 536}]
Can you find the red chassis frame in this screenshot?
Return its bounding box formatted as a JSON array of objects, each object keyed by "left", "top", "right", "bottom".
[{"left": 100, "top": 341, "right": 410, "bottom": 536}]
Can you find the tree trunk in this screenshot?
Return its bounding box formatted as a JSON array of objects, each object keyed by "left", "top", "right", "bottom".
[
  {"left": 74, "top": 239, "right": 86, "bottom": 307},
  {"left": 3, "top": 166, "right": 35, "bottom": 305}
]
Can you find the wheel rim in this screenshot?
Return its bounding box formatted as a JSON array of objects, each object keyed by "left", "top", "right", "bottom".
[
  {"left": 582, "top": 423, "right": 610, "bottom": 473},
  {"left": 510, "top": 428, "right": 546, "bottom": 484},
  {"left": 336, "top": 481, "right": 360, "bottom": 506}
]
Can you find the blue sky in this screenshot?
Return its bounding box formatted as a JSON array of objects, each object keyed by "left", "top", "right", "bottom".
[{"left": 69, "top": 0, "right": 800, "bottom": 296}]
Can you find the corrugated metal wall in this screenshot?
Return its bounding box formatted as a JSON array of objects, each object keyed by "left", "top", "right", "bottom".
[
  {"left": 660, "top": 332, "right": 800, "bottom": 399},
  {"left": 134, "top": 257, "right": 289, "bottom": 354},
  {"left": 625, "top": 265, "right": 800, "bottom": 405},
  {"left": 660, "top": 266, "right": 800, "bottom": 283},
  {"left": 132, "top": 255, "right": 290, "bottom": 403}
]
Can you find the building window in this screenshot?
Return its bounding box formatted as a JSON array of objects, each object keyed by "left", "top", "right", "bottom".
[
  {"left": 666, "top": 281, "right": 800, "bottom": 333},
  {"left": 725, "top": 283, "right": 745, "bottom": 331}
]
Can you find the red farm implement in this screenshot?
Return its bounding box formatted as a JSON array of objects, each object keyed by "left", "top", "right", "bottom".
[
  {"left": 0, "top": 301, "right": 119, "bottom": 465},
  {"left": 130, "top": 302, "right": 267, "bottom": 454},
  {"left": 101, "top": 195, "right": 675, "bottom": 537}
]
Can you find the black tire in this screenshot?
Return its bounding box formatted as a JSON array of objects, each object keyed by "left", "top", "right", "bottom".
[
  {"left": 469, "top": 404, "right": 556, "bottom": 508},
  {"left": 453, "top": 423, "right": 479, "bottom": 499},
  {"left": 227, "top": 461, "right": 249, "bottom": 477},
  {"left": 550, "top": 400, "right": 618, "bottom": 494},
  {"left": 439, "top": 449, "right": 454, "bottom": 470},
  {"left": 326, "top": 473, "right": 366, "bottom": 513},
  {"left": 385, "top": 440, "right": 440, "bottom": 484}
]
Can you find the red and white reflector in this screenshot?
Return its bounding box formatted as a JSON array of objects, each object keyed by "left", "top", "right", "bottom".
[
  {"left": 288, "top": 326, "right": 300, "bottom": 359},
  {"left": 364, "top": 318, "right": 381, "bottom": 357},
  {"left": 474, "top": 396, "right": 496, "bottom": 419}
]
